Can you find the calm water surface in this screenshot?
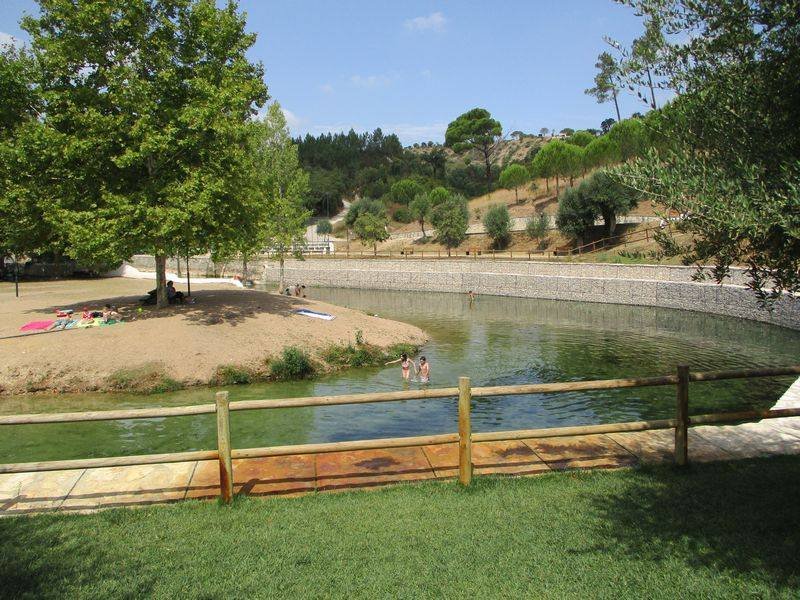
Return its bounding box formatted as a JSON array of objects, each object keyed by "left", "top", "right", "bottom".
[{"left": 2, "top": 288, "right": 798, "bottom": 463}]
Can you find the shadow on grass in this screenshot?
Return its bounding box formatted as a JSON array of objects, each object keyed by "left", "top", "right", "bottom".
[
  {"left": 585, "top": 457, "right": 800, "bottom": 584},
  {"left": 25, "top": 288, "right": 308, "bottom": 327}
]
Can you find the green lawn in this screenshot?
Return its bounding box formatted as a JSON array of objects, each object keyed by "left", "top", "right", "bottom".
[{"left": 3, "top": 457, "right": 800, "bottom": 599}]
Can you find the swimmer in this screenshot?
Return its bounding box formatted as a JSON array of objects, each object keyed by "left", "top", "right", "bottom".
[
  {"left": 386, "top": 352, "right": 416, "bottom": 381},
  {"left": 417, "top": 356, "right": 430, "bottom": 383}
]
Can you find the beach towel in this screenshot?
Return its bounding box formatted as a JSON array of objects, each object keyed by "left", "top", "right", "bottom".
[
  {"left": 20, "top": 320, "right": 54, "bottom": 332},
  {"left": 293, "top": 309, "right": 335, "bottom": 321}
]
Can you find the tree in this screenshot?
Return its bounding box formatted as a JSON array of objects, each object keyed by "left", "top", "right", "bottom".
[
  {"left": 539, "top": 127, "right": 549, "bottom": 136},
  {"left": 20, "top": 0, "right": 270, "bottom": 308},
  {"left": 541, "top": 140, "right": 583, "bottom": 191},
  {"left": 427, "top": 186, "right": 451, "bottom": 207},
  {"left": 526, "top": 212, "right": 550, "bottom": 248},
  {"left": 556, "top": 187, "right": 596, "bottom": 243},
  {"left": 499, "top": 164, "right": 529, "bottom": 204},
  {"left": 613, "top": 0, "right": 800, "bottom": 303},
  {"left": 445, "top": 108, "right": 502, "bottom": 192},
  {"left": 628, "top": 17, "right": 664, "bottom": 110},
  {"left": 353, "top": 212, "right": 388, "bottom": 256},
  {"left": 560, "top": 128, "right": 575, "bottom": 136},
  {"left": 345, "top": 198, "right": 385, "bottom": 227},
  {"left": 421, "top": 147, "right": 446, "bottom": 179},
  {"left": 409, "top": 192, "right": 432, "bottom": 238},
  {"left": 601, "top": 118, "right": 616, "bottom": 134},
  {"left": 584, "top": 135, "right": 619, "bottom": 170},
  {"left": 585, "top": 52, "right": 622, "bottom": 121},
  {"left": 607, "top": 118, "right": 647, "bottom": 162},
  {"left": 581, "top": 171, "right": 639, "bottom": 235},
  {"left": 430, "top": 194, "right": 469, "bottom": 255},
  {"left": 483, "top": 204, "right": 512, "bottom": 249},
  {"left": 531, "top": 144, "right": 554, "bottom": 193},
  {"left": 567, "top": 131, "right": 594, "bottom": 148},
  {"left": 390, "top": 178, "right": 424, "bottom": 205}
]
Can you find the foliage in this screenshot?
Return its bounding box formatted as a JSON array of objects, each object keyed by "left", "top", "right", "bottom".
[
  {"left": 409, "top": 192, "right": 432, "bottom": 237},
  {"left": 213, "top": 365, "right": 253, "bottom": 386},
  {"left": 315, "top": 219, "right": 333, "bottom": 236},
  {"left": 606, "top": 118, "right": 647, "bottom": 162},
  {"left": 483, "top": 204, "right": 512, "bottom": 249},
  {"left": 445, "top": 163, "right": 497, "bottom": 197},
  {"left": 431, "top": 194, "right": 469, "bottom": 253},
  {"left": 584, "top": 135, "right": 619, "bottom": 170},
  {"left": 556, "top": 170, "right": 640, "bottom": 239},
  {"left": 390, "top": 178, "right": 424, "bottom": 205},
  {"left": 567, "top": 131, "right": 595, "bottom": 148},
  {"left": 392, "top": 206, "right": 413, "bottom": 224},
  {"left": 526, "top": 212, "right": 550, "bottom": 243},
  {"left": 601, "top": 118, "right": 616, "bottom": 134},
  {"left": 353, "top": 212, "right": 389, "bottom": 253},
  {"left": 12, "top": 0, "right": 270, "bottom": 307},
  {"left": 586, "top": 51, "right": 623, "bottom": 121},
  {"left": 498, "top": 164, "right": 530, "bottom": 204},
  {"left": 536, "top": 140, "right": 583, "bottom": 192},
  {"left": 269, "top": 346, "right": 315, "bottom": 380},
  {"left": 445, "top": 108, "right": 502, "bottom": 191},
  {"left": 306, "top": 168, "right": 347, "bottom": 216},
  {"left": 345, "top": 198, "right": 385, "bottom": 227},
  {"left": 105, "top": 364, "right": 183, "bottom": 394},
  {"left": 614, "top": 0, "right": 800, "bottom": 303}
]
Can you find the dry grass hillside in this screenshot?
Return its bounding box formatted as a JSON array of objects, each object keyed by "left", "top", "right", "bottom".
[{"left": 408, "top": 135, "right": 545, "bottom": 170}]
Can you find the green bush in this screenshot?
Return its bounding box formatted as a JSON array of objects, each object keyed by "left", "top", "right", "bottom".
[
  {"left": 213, "top": 365, "right": 252, "bottom": 386},
  {"left": 106, "top": 363, "right": 183, "bottom": 394},
  {"left": 483, "top": 204, "right": 512, "bottom": 249},
  {"left": 526, "top": 212, "right": 549, "bottom": 241},
  {"left": 392, "top": 206, "right": 413, "bottom": 223},
  {"left": 269, "top": 347, "right": 315, "bottom": 381}
]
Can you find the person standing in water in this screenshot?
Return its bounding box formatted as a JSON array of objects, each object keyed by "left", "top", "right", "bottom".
[
  {"left": 386, "top": 352, "right": 416, "bottom": 381},
  {"left": 417, "top": 356, "right": 430, "bottom": 383}
]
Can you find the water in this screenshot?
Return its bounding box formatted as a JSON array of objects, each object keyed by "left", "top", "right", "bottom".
[{"left": 1, "top": 289, "right": 798, "bottom": 464}]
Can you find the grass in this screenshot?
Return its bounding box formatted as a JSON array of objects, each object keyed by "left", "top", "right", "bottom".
[
  {"left": 3, "top": 457, "right": 800, "bottom": 598},
  {"left": 321, "top": 341, "right": 419, "bottom": 369},
  {"left": 105, "top": 363, "right": 183, "bottom": 394},
  {"left": 212, "top": 364, "right": 253, "bottom": 386}
]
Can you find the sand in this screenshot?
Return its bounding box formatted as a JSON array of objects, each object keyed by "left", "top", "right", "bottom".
[{"left": 0, "top": 278, "right": 427, "bottom": 396}]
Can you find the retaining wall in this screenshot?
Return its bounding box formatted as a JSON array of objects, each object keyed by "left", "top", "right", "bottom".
[{"left": 126, "top": 255, "right": 800, "bottom": 330}]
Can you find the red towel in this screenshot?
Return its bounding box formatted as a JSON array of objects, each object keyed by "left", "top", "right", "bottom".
[{"left": 20, "top": 320, "right": 55, "bottom": 331}]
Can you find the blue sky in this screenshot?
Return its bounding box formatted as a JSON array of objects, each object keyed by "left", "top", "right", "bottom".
[{"left": 0, "top": 0, "right": 667, "bottom": 144}]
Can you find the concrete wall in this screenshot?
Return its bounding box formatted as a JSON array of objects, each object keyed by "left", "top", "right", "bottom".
[{"left": 127, "top": 254, "right": 800, "bottom": 330}]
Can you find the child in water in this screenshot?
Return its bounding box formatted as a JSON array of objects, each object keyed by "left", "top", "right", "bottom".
[
  {"left": 417, "top": 356, "right": 430, "bottom": 383},
  {"left": 386, "top": 352, "right": 416, "bottom": 381}
]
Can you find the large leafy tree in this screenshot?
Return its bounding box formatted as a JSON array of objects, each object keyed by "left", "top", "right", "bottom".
[
  {"left": 483, "top": 204, "right": 512, "bottom": 249},
  {"left": 20, "top": 0, "right": 270, "bottom": 307},
  {"left": 409, "top": 192, "right": 432, "bottom": 238},
  {"left": 353, "top": 212, "right": 389, "bottom": 256},
  {"left": 445, "top": 108, "right": 502, "bottom": 192},
  {"left": 390, "top": 178, "right": 424, "bottom": 205},
  {"left": 585, "top": 52, "right": 622, "bottom": 121},
  {"left": 614, "top": 0, "right": 800, "bottom": 303}
]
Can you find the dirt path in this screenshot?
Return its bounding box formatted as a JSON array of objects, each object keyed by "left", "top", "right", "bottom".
[{"left": 0, "top": 278, "right": 427, "bottom": 396}]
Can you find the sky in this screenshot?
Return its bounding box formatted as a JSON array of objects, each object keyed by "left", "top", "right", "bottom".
[{"left": 0, "top": 0, "right": 670, "bottom": 145}]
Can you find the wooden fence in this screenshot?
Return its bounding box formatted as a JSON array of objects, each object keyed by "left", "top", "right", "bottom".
[{"left": 2, "top": 365, "right": 799, "bottom": 503}]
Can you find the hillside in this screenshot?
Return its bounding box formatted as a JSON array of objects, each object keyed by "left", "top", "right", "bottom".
[{"left": 407, "top": 135, "right": 546, "bottom": 170}]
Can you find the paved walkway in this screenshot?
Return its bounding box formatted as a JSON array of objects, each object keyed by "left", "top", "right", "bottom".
[{"left": 3, "top": 378, "right": 800, "bottom": 516}]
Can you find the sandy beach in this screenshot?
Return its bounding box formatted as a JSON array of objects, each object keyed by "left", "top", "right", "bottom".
[{"left": 0, "top": 278, "right": 427, "bottom": 396}]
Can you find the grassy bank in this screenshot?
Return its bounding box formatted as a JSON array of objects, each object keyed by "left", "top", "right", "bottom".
[{"left": 3, "top": 457, "right": 799, "bottom": 598}]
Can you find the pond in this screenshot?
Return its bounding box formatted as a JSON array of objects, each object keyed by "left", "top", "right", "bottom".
[{"left": 2, "top": 288, "right": 798, "bottom": 464}]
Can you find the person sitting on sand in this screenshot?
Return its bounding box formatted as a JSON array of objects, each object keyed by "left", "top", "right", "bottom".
[
  {"left": 417, "top": 356, "right": 430, "bottom": 383},
  {"left": 166, "top": 281, "right": 185, "bottom": 304},
  {"left": 102, "top": 304, "right": 120, "bottom": 323},
  {"left": 386, "top": 352, "right": 417, "bottom": 381}
]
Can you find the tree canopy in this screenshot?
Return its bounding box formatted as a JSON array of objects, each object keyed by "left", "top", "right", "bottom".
[
  {"left": 498, "top": 164, "right": 529, "bottom": 204},
  {"left": 430, "top": 193, "right": 469, "bottom": 255},
  {"left": 445, "top": 108, "right": 502, "bottom": 192},
  {"left": 585, "top": 52, "right": 622, "bottom": 121},
  {"left": 483, "top": 204, "right": 512, "bottom": 249}
]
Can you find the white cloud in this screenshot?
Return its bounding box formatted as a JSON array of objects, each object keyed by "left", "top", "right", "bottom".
[
  {"left": 404, "top": 12, "right": 446, "bottom": 33},
  {"left": 0, "top": 31, "right": 23, "bottom": 49},
  {"left": 280, "top": 108, "right": 302, "bottom": 130},
  {"left": 320, "top": 83, "right": 334, "bottom": 94},
  {"left": 350, "top": 73, "right": 396, "bottom": 88}
]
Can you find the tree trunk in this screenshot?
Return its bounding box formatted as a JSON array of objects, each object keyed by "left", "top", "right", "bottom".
[
  {"left": 185, "top": 253, "right": 191, "bottom": 297},
  {"left": 13, "top": 253, "right": 19, "bottom": 298},
  {"left": 420, "top": 220, "right": 426, "bottom": 238},
  {"left": 373, "top": 243, "right": 377, "bottom": 257},
  {"left": 175, "top": 257, "right": 182, "bottom": 278},
  {"left": 515, "top": 188, "right": 519, "bottom": 204},
  {"left": 569, "top": 175, "right": 574, "bottom": 187},
  {"left": 612, "top": 89, "right": 621, "bottom": 122},
  {"left": 545, "top": 177, "right": 549, "bottom": 193},
  {"left": 242, "top": 255, "right": 249, "bottom": 282},
  {"left": 646, "top": 66, "right": 657, "bottom": 109},
  {"left": 604, "top": 211, "right": 617, "bottom": 236},
  {"left": 555, "top": 175, "right": 560, "bottom": 195},
  {"left": 155, "top": 254, "right": 168, "bottom": 308},
  {"left": 278, "top": 255, "right": 285, "bottom": 293},
  {"left": 483, "top": 147, "right": 492, "bottom": 193}
]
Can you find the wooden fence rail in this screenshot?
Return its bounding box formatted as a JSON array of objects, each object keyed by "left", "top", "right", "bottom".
[{"left": 1, "top": 365, "right": 799, "bottom": 501}]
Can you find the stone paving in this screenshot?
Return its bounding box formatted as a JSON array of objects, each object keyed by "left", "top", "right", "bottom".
[{"left": 3, "top": 377, "right": 799, "bottom": 517}]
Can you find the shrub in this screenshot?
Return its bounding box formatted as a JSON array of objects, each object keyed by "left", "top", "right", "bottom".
[
  {"left": 390, "top": 179, "right": 424, "bottom": 205},
  {"left": 526, "top": 212, "right": 549, "bottom": 241},
  {"left": 483, "top": 204, "right": 512, "bottom": 249},
  {"left": 315, "top": 219, "right": 333, "bottom": 236},
  {"left": 106, "top": 363, "right": 183, "bottom": 394},
  {"left": 213, "top": 365, "right": 252, "bottom": 386},
  {"left": 392, "top": 206, "right": 413, "bottom": 223},
  {"left": 270, "top": 347, "right": 315, "bottom": 380}
]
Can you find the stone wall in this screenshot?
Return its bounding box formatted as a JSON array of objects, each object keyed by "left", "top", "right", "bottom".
[{"left": 126, "top": 254, "right": 800, "bottom": 330}]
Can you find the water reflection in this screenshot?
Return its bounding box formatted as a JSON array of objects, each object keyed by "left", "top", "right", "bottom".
[{"left": 1, "top": 288, "right": 798, "bottom": 463}]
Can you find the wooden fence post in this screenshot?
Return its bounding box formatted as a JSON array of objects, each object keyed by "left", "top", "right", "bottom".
[
  {"left": 458, "top": 376, "right": 472, "bottom": 486},
  {"left": 675, "top": 365, "right": 689, "bottom": 466},
  {"left": 216, "top": 391, "right": 234, "bottom": 503}
]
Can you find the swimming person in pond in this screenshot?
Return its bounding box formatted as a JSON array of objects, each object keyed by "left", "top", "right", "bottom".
[
  {"left": 417, "top": 356, "right": 430, "bottom": 383},
  {"left": 386, "top": 352, "right": 416, "bottom": 381}
]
